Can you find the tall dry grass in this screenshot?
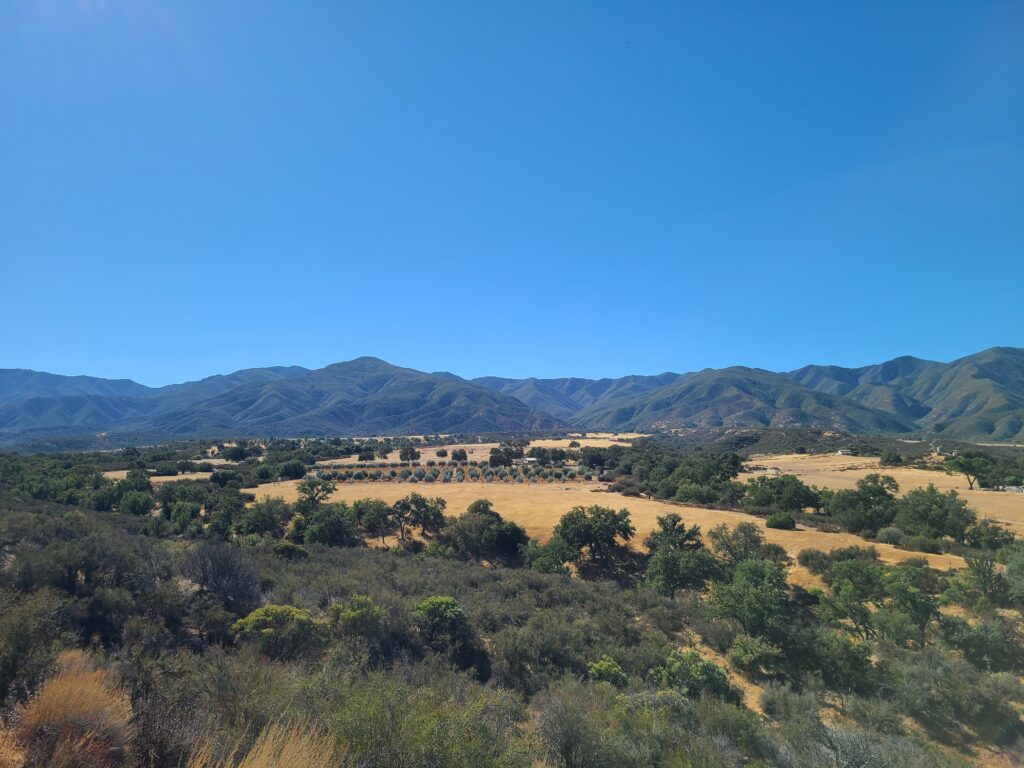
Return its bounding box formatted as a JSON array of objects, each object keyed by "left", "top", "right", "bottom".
[
  {"left": 16, "top": 650, "right": 132, "bottom": 768},
  {"left": 0, "top": 729, "right": 25, "bottom": 768},
  {"left": 187, "top": 722, "right": 339, "bottom": 768}
]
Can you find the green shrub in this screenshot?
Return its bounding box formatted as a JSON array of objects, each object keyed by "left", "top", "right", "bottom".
[
  {"left": 647, "top": 648, "right": 738, "bottom": 703},
  {"left": 232, "top": 604, "right": 328, "bottom": 660},
  {"left": 119, "top": 490, "right": 153, "bottom": 516},
  {"left": 727, "top": 634, "right": 781, "bottom": 677},
  {"left": 272, "top": 540, "right": 308, "bottom": 560},
  {"left": 587, "top": 655, "right": 627, "bottom": 688},
  {"left": 765, "top": 512, "right": 795, "bottom": 530},
  {"left": 876, "top": 526, "right": 905, "bottom": 545},
  {"left": 414, "top": 596, "right": 471, "bottom": 646},
  {"left": 796, "top": 548, "right": 830, "bottom": 575}
]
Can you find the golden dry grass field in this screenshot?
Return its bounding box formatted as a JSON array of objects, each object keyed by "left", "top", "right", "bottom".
[
  {"left": 102, "top": 470, "right": 213, "bottom": 484},
  {"left": 740, "top": 452, "right": 1024, "bottom": 530},
  {"left": 314, "top": 433, "right": 646, "bottom": 466},
  {"left": 242, "top": 478, "right": 963, "bottom": 571}
]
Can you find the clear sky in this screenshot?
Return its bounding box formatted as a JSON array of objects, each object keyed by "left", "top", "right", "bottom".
[{"left": 2, "top": 2, "right": 1022, "bottom": 386}]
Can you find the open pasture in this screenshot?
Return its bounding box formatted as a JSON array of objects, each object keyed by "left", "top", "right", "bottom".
[
  {"left": 315, "top": 432, "right": 645, "bottom": 466},
  {"left": 315, "top": 442, "right": 501, "bottom": 466},
  {"left": 740, "top": 452, "right": 1024, "bottom": 530},
  {"left": 103, "top": 469, "right": 213, "bottom": 484},
  {"left": 243, "top": 478, "right": 963, "bottom": 571}
]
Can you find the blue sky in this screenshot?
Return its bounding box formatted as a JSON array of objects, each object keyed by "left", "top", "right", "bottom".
[{"left": 2, "top": 2, "right": 1022, "bottom": 386}]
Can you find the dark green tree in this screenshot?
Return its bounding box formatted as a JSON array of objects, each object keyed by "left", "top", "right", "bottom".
[
  {"left": 553, "top": 505, "right": 634, "bottom": 565},
  {"left": 744, "top": 474, "right": 818, "bottom": 513},
  {"left": 893, "top": 485, "right": 976, "bottom": 543},
  {"left": 710, "top": 558, "right": 788, "bottom": 636},
  {"left": 945, "top": 452, "right": 995, "bottom": 490}
]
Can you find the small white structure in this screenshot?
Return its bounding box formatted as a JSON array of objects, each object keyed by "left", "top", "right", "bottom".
[{"left": 836, "top": 448, "right": 853, "bottom": 456}]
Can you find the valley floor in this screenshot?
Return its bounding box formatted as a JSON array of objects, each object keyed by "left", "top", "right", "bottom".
[
  {"left": 243, "top": 476, "right": 965, "bottom": 572},
  {"left": 740, "top": 452, "right": 1024, "bottom": 530}
]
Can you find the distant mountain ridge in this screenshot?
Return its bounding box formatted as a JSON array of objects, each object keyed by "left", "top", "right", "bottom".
[
  {"left": 561, "top": 367, "right": 914, "bottom": 434},
  {"left": 788, "top": 347, "right": 1024, "bottom": 442},
  {"left": 471, "top": 347, "right": 1024, "bottom": 441},
  {"left": 471, "top": 372, "right": 687, "bottom": 423},
  {"left": 1, "top": 347, "right": 1022, "bottom": 446},
  {"left": 0, "top": 358, "right": 563, "bottom": 445}
]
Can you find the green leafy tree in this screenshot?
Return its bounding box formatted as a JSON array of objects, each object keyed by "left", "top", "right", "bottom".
[
  {"left": 827, "top": 474, "right": 899, "bottom": 534},
  {"left": 878, "top": 565, "right": 937, "bottom": 646},
  {"left": 710, "top": 558, "right": 788, "bottom": 636},
  {"left": 765, "top": 512, "right": 796, "bottom": 530},
  {"left": 353, "top": 497, "right": 395, "bottom": 544},
  {"left": 399, "top": 445, "right": 421, "bottom": 464},
  {"left": 304, "top": 502, "right": 359, "bottom": 547},
  {"left": 296, "top": 476, "right": 336, "bottom": 508},
  {"left": 945, "top": 452, "right": 995, "bottom": 490},
  {"left": 390, "top": 496, "right": 416, "bottom": 541},
  {"left": 279, "top": 459, "right": 307, "bottom": 480},
  {"left": 744, "top": 474, "right": 818, "bottom": 513},
  {"left": 957, "top": 553, "right": 1009, "bottom": 604},
  {"left": 645, "top": 545, "right": 718, "bottom": 597},
  {"left": 119, "top": 490, "right": 152, "bottom": 516},
  {"left": 817, "top": 557, "right": 883, "bottom": 640},
  {"left": 643, "top": 512, "right": 702, "bottom": 552},
  {"left": 553, "top": 505, "right": 634, "bottom": 565},
  {"left": 442, "top": 499, "right": 528, "bottom": 562},
  {"left": 121, "top": 469, "right": 153, "bottom": 493},
  {"left": 170, "top": 500, "right": 201, "bottom": 532},
  {"left": 222, "top": 444, "right": 250, "bottom": 462},
  {"left": 524, "top": 536, "right": 575, "bottom": 574},
  {"left": 893, "top": 485, "right": 976, "bottom": 543},
  {"left": 1005, "top": 545, "right": 1024, "bottom": 607},
  {"left": 393, "top": 492, "right": 446, "bottom": 536},
  {"left": 707, "top": 522, "right": 766, "bottom": 567},
  {"left": 236, "top": 496, "right": 287, "bottom": 536},
  {"left": 965, "top": 519, "right": 1016, "bottom": 551}
]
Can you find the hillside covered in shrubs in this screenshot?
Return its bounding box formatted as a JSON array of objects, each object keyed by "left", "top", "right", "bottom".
[{"left": 2, "top": 440, "right": 1024, "bottom": 766}]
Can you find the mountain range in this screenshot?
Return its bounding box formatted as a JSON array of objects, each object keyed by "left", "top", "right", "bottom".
[{"left": 1, "top": 347, "right": 1022, "bottom": 446}]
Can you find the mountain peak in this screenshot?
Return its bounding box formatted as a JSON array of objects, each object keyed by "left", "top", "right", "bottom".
[{"left": 3, "top": 346, "right": 1024, "bottom": 446}]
